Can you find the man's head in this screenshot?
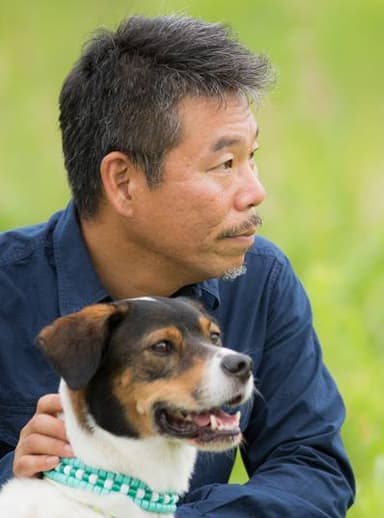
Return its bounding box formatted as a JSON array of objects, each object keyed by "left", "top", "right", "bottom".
[{"left": 59, "top": 15, "right": 273, "bottom": 218}]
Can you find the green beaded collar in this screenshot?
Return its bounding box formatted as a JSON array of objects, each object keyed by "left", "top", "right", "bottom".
[{"left": 43, "top": 457, "right": 180, "bottom": 515}]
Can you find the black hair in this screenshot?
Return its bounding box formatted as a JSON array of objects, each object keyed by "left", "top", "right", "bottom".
[{"left": 59, "top": 15, "right": 274, "bottom": 217}]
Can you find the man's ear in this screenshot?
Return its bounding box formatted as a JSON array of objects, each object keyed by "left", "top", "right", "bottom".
[
  {"left": 36, "top": 303, "right": 126, "bottom": 390},
  {"left": 100, "top": 151, "right": 137, "bottom": 216}
]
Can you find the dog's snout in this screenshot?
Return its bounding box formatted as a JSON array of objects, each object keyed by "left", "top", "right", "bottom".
[{"left": 220, "top": 353, "right": 253, "bottom": 381}]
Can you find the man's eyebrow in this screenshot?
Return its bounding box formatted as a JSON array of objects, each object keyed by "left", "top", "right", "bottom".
[{"left": 211, "top": 127, "right": 259, "bottom": 153}]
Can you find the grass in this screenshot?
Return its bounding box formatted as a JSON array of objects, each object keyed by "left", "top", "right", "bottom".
[{"left": 1, "top": 1, "right": 383, "bottom": 515}]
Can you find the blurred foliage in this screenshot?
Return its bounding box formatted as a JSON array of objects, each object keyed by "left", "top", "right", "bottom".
[{"left": 0, "top": 0, "right": 383, "bottom": 515}]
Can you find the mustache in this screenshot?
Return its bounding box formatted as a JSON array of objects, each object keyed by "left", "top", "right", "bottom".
[{"left": 218, "top": 214, "right": 263, "bottom": 239}]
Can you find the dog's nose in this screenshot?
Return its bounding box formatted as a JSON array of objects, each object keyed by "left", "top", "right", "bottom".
[{"left": 220, "top": 353, "right": 253, "bottom": 382}]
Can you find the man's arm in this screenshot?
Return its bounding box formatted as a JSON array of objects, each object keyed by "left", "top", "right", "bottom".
[
  {"left": 0, "top": 449, "right": 14, "bottom": 488},
  {"left": 176, "top": 255, "right": 355, "bottom": 517}
]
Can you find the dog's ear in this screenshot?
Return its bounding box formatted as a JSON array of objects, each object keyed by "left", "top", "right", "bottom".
[{"left": 36, "top": 303, "right": 126, "bottom": 390}]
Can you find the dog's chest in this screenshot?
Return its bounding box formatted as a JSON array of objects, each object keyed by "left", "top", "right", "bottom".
[{"left": 0, "top": 477, "right": 176, "bottom": 518}]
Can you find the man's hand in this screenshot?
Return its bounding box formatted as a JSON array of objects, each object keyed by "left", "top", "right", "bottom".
[{"left": 13, "top": 394, "right": 74, "bottom": 478}]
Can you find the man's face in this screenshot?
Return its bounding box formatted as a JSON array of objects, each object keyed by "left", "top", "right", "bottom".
[{"left": 128, "top": 93, "right": 266, "bottom": 286}]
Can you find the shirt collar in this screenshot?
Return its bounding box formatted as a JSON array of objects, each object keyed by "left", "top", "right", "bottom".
[
  {"left": 53, "top": 201, "right": 220, "bottom": 315},
  {"left": 175, "top": 278, "right": 220, "bottom": 311},
  {"left": 199, "top": 279, "right": 220, "bottom": 310},
  {"left": 53, "top": 201, "right": 109, "bottom": 316}
]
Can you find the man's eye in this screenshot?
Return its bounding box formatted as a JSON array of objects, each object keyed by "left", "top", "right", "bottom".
[
  {"left": 223, "top": 159, "right": 233, "bottom": 170},
  {"left": 249, "top": 149, "right": 258, "bottom": 169},
  {"left": 210, "top": 332, "right": 222, "bottom": 346},
  {"left": 150, "top": 340, "right": 174, "bottom": 355}
]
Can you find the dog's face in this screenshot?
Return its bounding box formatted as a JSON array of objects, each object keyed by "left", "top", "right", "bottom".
[{"left": 37, "top": 297, "right": 253, "bottom": 452}]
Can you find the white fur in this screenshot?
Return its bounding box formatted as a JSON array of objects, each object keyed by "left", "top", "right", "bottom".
[
  {"left": 201, "top": 347, "right": 254, "bottom": 407},
  {"left": 0, "top": 381, "right": 197, "bottom": 518},
  {"left": 129, "top": 297, "right": 158, "bottom": 303},
  {"left": 0, "top": 349, "right": 252, "bottom": 517}
]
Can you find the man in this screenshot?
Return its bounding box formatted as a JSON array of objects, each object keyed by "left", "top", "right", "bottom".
[{"left": 0, "top": 15, "right": 354, "bottom": 516}]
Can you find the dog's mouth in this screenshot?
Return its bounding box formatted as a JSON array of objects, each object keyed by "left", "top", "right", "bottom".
[{"left": 154, "top": 396, "right": 243, "bottom": 450}]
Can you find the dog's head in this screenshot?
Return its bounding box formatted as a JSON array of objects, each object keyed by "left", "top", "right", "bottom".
[{"left": 36, "top": 297, "right": 253, "bottom": 451}]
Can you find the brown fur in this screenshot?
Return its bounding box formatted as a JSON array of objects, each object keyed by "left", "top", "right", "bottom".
[
  {"left": 113, "top": 356, "right": 206, "bottom": 437},
  {"left": 198, "top": 316, "right": 220, "bottom": 339}
]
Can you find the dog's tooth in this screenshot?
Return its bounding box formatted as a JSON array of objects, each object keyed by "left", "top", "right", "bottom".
[
  {"left": 210, "top": 414, "right": 218, "bottom": 431},
  {"left": 235, "top": 411, "right": 241, "bottom": 425}
]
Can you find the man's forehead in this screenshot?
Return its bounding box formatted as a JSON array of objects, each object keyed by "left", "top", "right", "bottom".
[
  {"left": 177, "top": 94, "right": 258, "bottom": 147},
  {"left": 210, "top": 127, "right": 259, "bottom": 153}
]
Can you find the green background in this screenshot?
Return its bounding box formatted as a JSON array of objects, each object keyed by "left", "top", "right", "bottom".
[{"left": 1, "top": 1, "right": 383, "bottom": 515}]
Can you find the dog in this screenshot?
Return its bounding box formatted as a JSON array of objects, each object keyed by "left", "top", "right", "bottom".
[{"left": 0, "top": 296, "right": 254, "bottom": 517}]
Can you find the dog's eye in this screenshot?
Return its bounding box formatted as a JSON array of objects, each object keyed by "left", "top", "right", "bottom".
[
  {"left": 210, "top": 332, "right": 222, "bottom": 346},
  {"left": 151, "top": 340, "right": 174, "bottom": 355}
]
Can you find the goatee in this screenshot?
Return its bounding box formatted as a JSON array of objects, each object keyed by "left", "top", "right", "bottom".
[{"left": 221, "top": 264, "right": 247, "bottom": 281}]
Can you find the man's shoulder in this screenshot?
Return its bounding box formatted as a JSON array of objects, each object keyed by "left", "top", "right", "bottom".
[
  {"left": 0, "top": 211, "right": 62, "bottom": 268},
  {"left": 246, "top": 235, "right": 287, "bottom": 264},
  {"left": 215, "top": 235, "right": 292, "bottom": 303},
  {"left": 240, "top": 235, "right": 290, "bottom": 281}
]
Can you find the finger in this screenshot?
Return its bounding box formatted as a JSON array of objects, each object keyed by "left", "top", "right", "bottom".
[
  {"left": 22, "top": 433, "right": 73, "bottom": 458},
  {"left": 36, "top": 394, "right": 63, "bottom": 415},
  {"left": 25, "top": 414, "right": 70, "bottom": 442},
  {"left": 13, "top": 454, "right": 60, "bottom": 478}
]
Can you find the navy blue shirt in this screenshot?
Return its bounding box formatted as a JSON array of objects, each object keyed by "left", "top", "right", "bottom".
[{"left": 0, "top": 202, "right": 355, "bottom": 516}]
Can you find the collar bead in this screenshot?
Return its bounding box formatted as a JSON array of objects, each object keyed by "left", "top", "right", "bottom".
[{"left": 43, "top": 457, "right": 179, "bottom": 515}]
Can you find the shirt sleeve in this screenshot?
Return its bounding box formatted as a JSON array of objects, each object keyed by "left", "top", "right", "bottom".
[
  {"left": 176, "top": 255, "right": 355, "bottom": 517},
  {"left": 0, "top": 450, "right": 14, "bottom": 487}
]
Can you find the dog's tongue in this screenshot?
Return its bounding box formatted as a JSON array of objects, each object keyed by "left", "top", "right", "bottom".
[{"left": 191, "top": 409, "right": 238, "bottom": 428}]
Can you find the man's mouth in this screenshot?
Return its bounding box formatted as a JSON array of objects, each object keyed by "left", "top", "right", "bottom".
[
  {"left": 154, "top": 398, "right": 244, "bottom": 449},
  {"left": 219, "top": 214, "right": 262, "bottom": 240},
  {"left": 235, "top": 229, "right": 257, "bottom": 238}
]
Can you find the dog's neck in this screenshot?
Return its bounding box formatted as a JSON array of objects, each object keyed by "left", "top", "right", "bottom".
[{"left": 57, "top": 381, "right": 197, "bottom": 515}]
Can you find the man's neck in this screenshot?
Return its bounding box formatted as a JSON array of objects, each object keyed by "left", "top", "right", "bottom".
[{"left": 80, "top": 214, "right": 191, "bottom": 300}]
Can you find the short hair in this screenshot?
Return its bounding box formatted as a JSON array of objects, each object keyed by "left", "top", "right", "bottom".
[{"left": 59, "top": 15, "right": 274, "bottom": 217}]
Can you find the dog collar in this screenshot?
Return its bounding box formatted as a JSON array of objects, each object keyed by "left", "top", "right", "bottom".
[{"left": 43, "top": 457, "right": 179, "bottom": 514}]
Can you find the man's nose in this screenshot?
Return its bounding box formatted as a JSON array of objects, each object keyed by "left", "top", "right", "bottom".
[{"left": 234, "top": 164, "right": 266, "bottom": 211}]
